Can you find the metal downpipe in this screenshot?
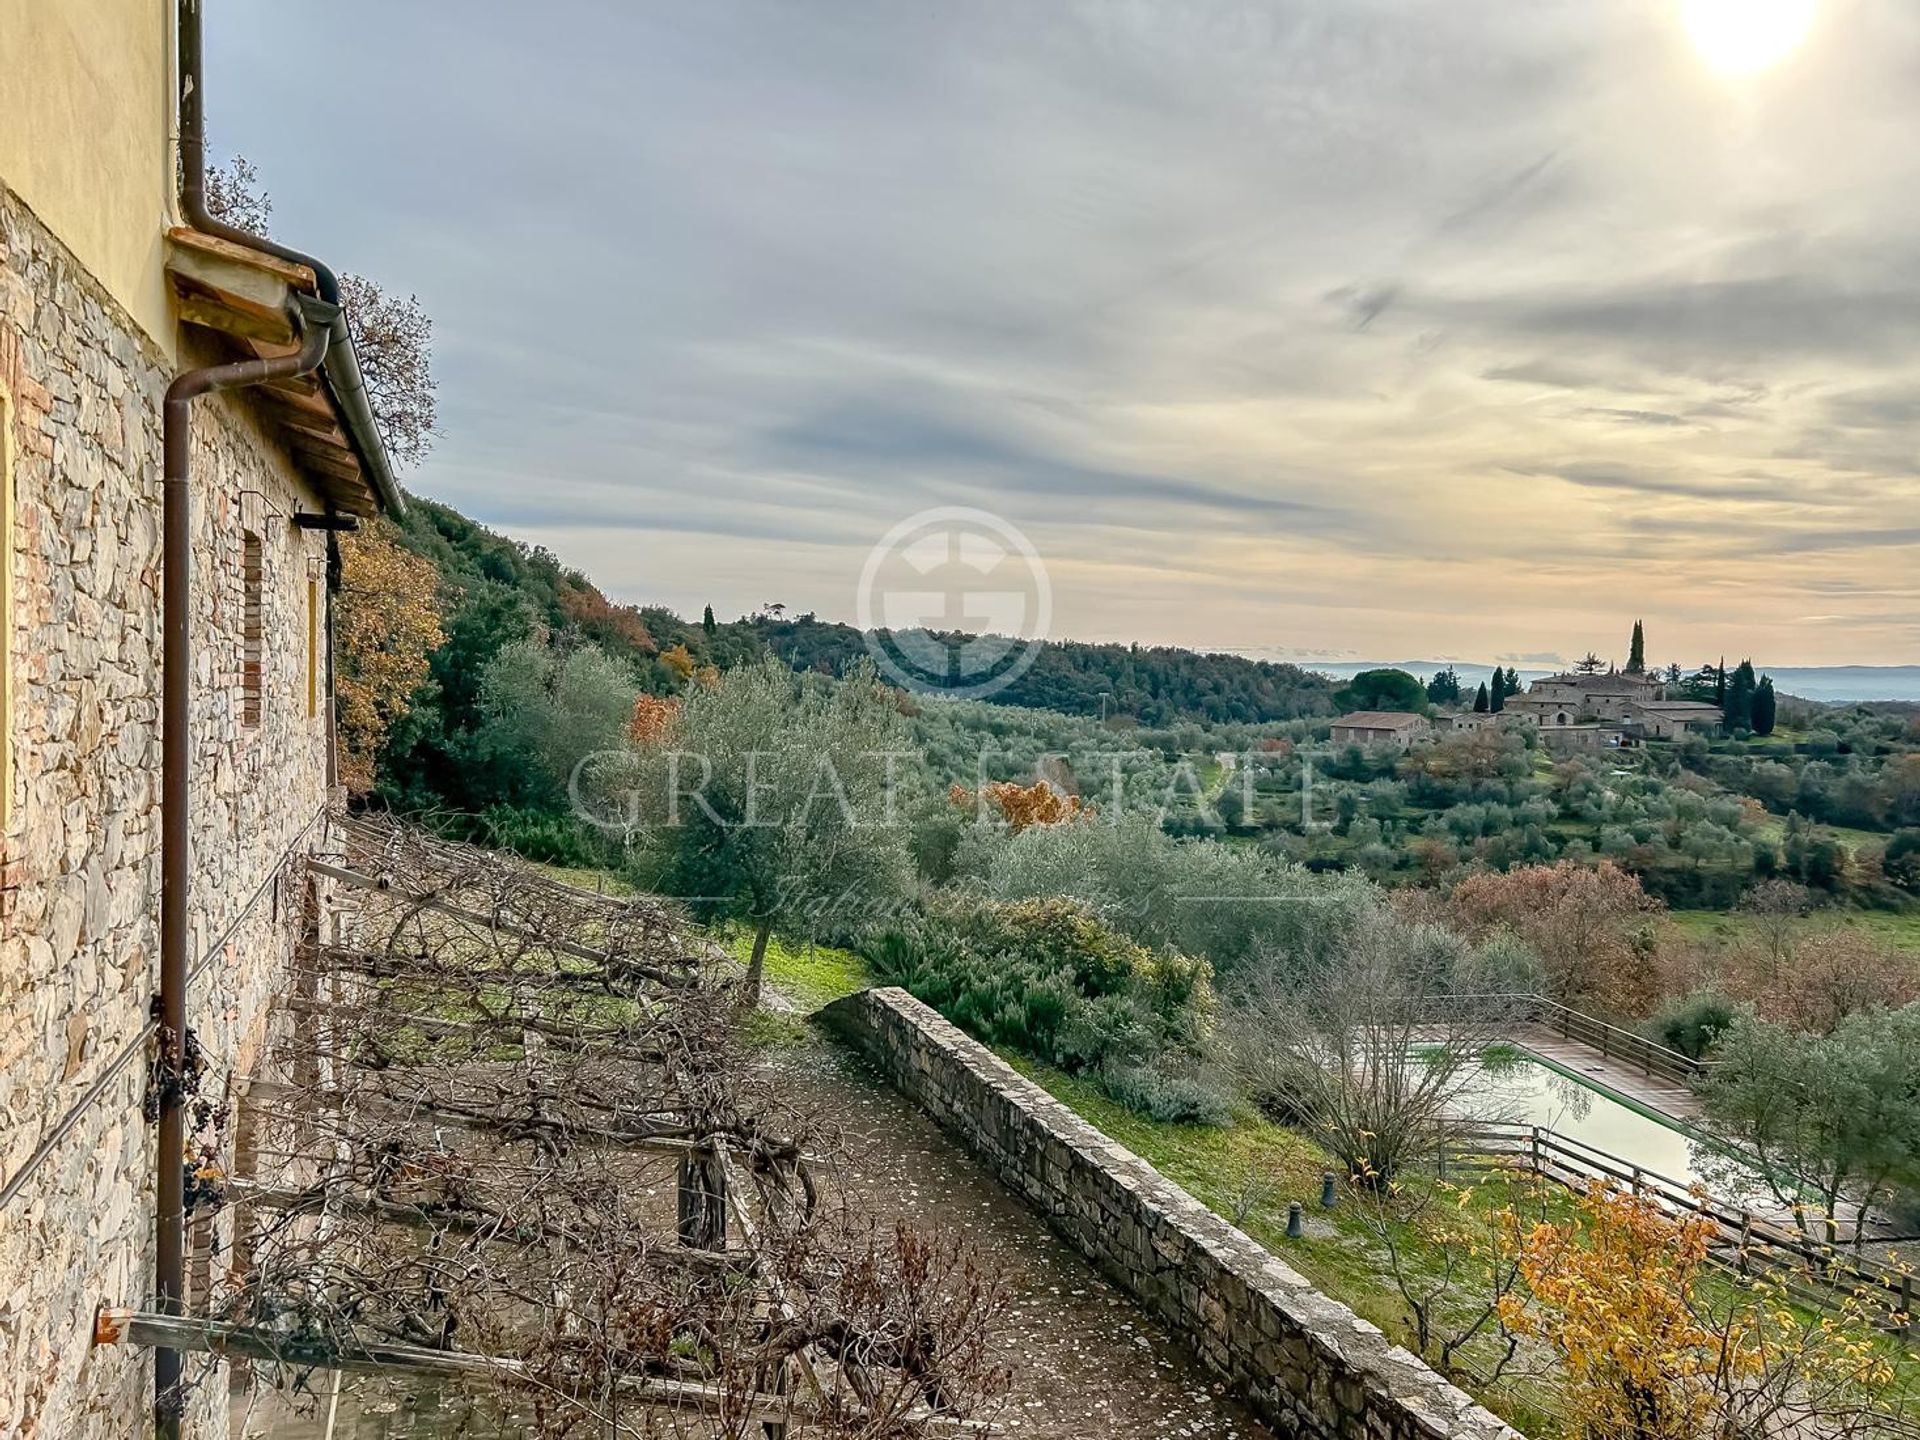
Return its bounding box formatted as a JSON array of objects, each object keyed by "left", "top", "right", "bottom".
[{"left": 153, "top": 309, "right": 332, "bottom": 1436}]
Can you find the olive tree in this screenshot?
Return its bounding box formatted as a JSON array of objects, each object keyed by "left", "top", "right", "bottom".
[
  {"left": 478, "top": 639, "right": 639, "bottom": 809},
  {"left": 1700, "top": 1003, "right": 1920, "bottom": 1249},
  {"left": 628, "top": 658, "right": 914, "bottom": 1002}
]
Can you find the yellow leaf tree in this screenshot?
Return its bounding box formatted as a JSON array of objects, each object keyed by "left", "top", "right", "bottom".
[
  {"left": 1506, "top": 1182, "right": 1912, "bottom": 1440},
  {"left": 335, "top": 520, "right": 445, "bottom": 794},
  {"left": 949, "top": 779, "right": 1094, "bottom": 832}
]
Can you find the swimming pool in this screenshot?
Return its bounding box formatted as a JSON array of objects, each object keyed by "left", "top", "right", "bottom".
[{"left": 1444, "top": 1049, "right": 1784, "bottom": 1212}]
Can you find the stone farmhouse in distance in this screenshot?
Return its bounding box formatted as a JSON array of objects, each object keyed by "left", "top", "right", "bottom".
[
  {"left": 1335, "top": 668, "right": 1724, "bottom": 751},
  {"left": 1, "top": 4, "right": 398, "bottom": 1436},
  {"left": 1328, "top": 710, "right": 1432, "bottom": 750},
  {"left": 1502, "top": 668, "right": 1723, "bottom": 745}
]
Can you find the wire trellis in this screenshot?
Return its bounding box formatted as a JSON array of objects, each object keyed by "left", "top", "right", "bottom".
[{"left": 174, "top": 812, "right": 1008, "bottom": 1438}]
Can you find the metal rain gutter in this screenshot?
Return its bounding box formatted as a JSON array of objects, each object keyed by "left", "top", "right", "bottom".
[
  {"left": 175, "top": 0, "right": 404, "bottom": 518},
  {"left": 153, "top": 4, "right": 402, "bottom": 1433}
]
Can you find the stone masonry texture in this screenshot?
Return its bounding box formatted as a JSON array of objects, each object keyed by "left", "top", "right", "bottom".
[
  {"left": 0, "top": 181, "right": 338, "bottom": 1438},
  {"left": 820, "top": 987, "right": 1523, "bottom": 1440}
]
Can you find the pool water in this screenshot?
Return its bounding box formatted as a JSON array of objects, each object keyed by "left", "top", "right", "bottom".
[{"left": 1446, "top": 1051, "right": 1782, "bottom": 1212}]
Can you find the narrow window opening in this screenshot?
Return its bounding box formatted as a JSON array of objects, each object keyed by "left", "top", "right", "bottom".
[
  {"left": 241, "top": 531, "right": 263, "bottom": 727},
  {"left": 306, "top": 577, "right": 319, "bottom": 719}
]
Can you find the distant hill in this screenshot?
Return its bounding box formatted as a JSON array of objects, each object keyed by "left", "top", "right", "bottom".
[
  {"left": 751, "top": 615, "right": 1337, "bottom": 725},
  {"left": 386, "top": 497, "right": 1338, "bottom": 747}
]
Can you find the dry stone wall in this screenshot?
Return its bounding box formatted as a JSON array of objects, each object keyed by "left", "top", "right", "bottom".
[
  {"left": 0, "top": 180, "right": 337, "bottom": 1439},
  {"left": 820, "top": 987, "right": 1521, "bottom": 1440}
]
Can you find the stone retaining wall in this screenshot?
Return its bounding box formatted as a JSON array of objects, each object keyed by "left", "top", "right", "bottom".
[{"left": 819, "top": 987, "right": 1520, "bottom": 1440}]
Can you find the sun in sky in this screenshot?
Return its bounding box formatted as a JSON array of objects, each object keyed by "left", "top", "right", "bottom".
[{"left": 1682, "top": 0, "right": 1818, "bottom": 73}]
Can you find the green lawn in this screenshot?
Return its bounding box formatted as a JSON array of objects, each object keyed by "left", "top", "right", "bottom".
[
  {"left": 723, "top": 930, "right": 874, "bottom": 1014},
  {"left": 533, "top": 862, "right": 636, "bottom": 897},
  {"left": 1668, "top": 905, "right": 1920, "bottom": 954}
]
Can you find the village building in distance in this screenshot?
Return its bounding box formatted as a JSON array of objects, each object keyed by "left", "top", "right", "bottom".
[
  {"left": 1328, "top": 711, "right": 1432, "bottom": 749},
  {"left": 1333, "top": 658, "right": 1726, "bottom": 750}
]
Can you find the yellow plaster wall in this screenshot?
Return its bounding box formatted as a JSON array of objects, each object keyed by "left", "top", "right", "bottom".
[{"left": 0, "top": 0, "right": 175, "bottom": 348}]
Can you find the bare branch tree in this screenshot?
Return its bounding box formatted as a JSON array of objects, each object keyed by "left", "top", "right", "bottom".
[
  {"left": 184, "top": 813, "right": 1009, "bottom": 1436},
  {"left": 1220, "top": 910, "right": 1524, "bottom": 1185},
  {"left": 204, "top": 155, "right": 438, "bottom": 467}
]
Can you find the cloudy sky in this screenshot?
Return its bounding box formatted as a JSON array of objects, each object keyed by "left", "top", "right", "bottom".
[{"left": 212, "top": 1, "right": 1920, "bottom": 670}]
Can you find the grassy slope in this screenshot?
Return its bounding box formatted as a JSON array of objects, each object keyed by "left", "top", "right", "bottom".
[{"left": 1667, "top": 906, "right": 1920, "bottom": 954}]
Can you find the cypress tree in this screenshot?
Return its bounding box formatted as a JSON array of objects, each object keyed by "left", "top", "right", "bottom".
[
  {"left": 1715, "top": 658, "right": 1727, "bottom": 706},
  {"left": 1489, "top": 668, "right": 1507, "bottom": 712},
  {"left": 1751, "top": 675, "right": 1777, "bottom": 736},
  {"left": 1628, "top": 619, "right": 1645, "bottom": 673},
  {"left": 702, "top": 604, "right": 717, "bottom": 636},
  {"left": 1725, "top": 659, "right": 1758, "bottom": 731},
  {"left": 1473, "top": 681, "right": 1490, "bottom": 713}
]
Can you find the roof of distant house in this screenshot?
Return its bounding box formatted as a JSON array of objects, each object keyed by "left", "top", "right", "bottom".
[
  {"left": 1634, "top": 700, "right": 1724, "bottom": 714},
  {"left": 1332, "top": 711, "right": 1428, "bottom": 729}
]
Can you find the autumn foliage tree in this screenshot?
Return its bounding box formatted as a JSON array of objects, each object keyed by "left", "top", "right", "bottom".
[
  {"left": 1438, "top": 861, "right": 1663, "bottom": 1017},
  {"left": 1504, "top": 1182, "right": 1912, "bottom": 1440},
  {"left": 336, "top": 521, "right": 445, "bottom": 793},
  {"left": 1504, "top": 1183, "right": 1726, "bottom": 1440},
  {"left": 950, "top": 779, "right": 1094, "bottom": 832},
  {"left": 661, "top": 642, "right": 697, "bottom": 684},
  {"left": 627, "top": 693, "right": 680, "bottom": 746}
]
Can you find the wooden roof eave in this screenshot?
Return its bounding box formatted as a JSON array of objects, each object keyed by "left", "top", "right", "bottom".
[{"left": 164, "top": 227, "right": 383, "bottom": 518}]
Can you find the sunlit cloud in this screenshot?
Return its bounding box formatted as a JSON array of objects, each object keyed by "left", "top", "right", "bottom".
[{"left": 209, "top": 0, "right": 1920, "bottom": 666}]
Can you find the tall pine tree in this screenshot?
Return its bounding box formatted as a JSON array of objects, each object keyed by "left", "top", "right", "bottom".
[
  {"left": 1627, "top": 619, "right": 1645, "bottom": 673},
  {"left": 1504, "top": 665, "right": 1521, "bottom": 694}
]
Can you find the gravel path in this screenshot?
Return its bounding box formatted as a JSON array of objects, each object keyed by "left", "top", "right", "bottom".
[
  {"left": 774, "top": 1041, "right": 1273, "bottom": 1440},
  {"left": 234, "top": 1036, "right": 1273, "bottom": 1439}
]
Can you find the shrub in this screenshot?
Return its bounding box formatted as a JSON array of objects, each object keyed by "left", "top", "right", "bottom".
[
  {"left": 1654, "top": 992, "right": 1737, "bottom": 1059},
  {"left": 1099, "top": 1060, "right": 1233, "bottom": 1126},
  {"left": 862, "top": 893, "right": 1218, "bottom": 1113}
]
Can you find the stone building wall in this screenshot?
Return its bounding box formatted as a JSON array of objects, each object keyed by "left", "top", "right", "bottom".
[
  {"left": 820, "top": 987, "right": 1521, "bottom": 1440},
  {"left": 0, "top": 180, "right": 337, "bottom": 1438}
]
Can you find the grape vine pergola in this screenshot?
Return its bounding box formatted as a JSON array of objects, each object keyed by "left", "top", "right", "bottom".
[{"left": 103, "top": 813, "right": 1007, "bottom": 1437}]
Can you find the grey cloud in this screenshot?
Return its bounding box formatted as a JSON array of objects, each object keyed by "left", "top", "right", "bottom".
[
  {"left": 1438, "top": 274, "right": 1920, "bottom": 370},
  {"left": 1482, "top": 360, "right": 1609, "bottom": 390},
  {"left": 1518, "top": 463, "right": 1807, "bottom": 505},
  {"left": 1435, "top": 151, "right": 1568, "bottom": 236},
  {"left": 766, "top": 399, "right": 1345, "bottom": 525},
  {"left": 1764, "top": 526, "right": 1920, "bottom": 555},
  {"left": 1326, "top": 282, "right": 1401, "bottom": 331},
  {"left": 1583, "top": 408, "right": 1688, "bottom": 426}
]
